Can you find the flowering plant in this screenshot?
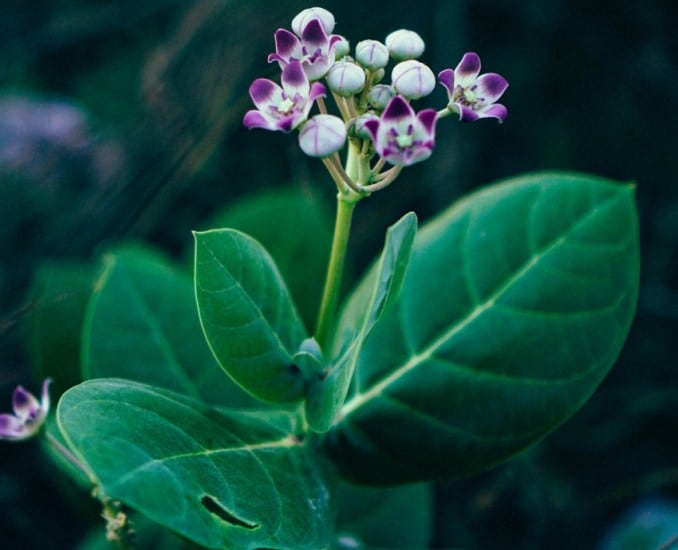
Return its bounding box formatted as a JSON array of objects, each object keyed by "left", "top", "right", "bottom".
[{"left": 7, "top": 7, "right": 639, "bottom": 549}]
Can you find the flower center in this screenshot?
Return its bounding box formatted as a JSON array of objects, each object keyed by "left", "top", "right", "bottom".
[
  {"left": 463, "top": 88, "right": 477, "bottom": 104},
  {"left": 396, "top": 133, "right": 414, "bottom": 148},
  {"left": 277, "top": 97, "right": 296, "bottom": 114}
]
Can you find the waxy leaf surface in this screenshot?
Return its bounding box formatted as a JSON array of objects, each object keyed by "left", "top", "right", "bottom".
[
  {"left": 194, "top": 229, "right": 309, "bottom": 403},
  {"left": 325, "top": 173, "right": 640, "bottom": 484},
  {"left": 82, "top": 246, "right": 261, "bottom": 408},
  {"left": 57, "top": 379, "right": 331, "bottom": 549},
  {"left": 305, "top": 212, "right": 417, "bottom": 432}
]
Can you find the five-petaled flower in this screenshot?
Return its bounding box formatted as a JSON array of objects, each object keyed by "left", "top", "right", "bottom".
[
  {"left": 363, "top": 95, "right": 437, "bottom": 166},
  {"left": 243, "top": 60, "right": 325, "bottom": 132},
  {"left": 438, "top": 52, "right": 508, "bottom": 122},
  {"left": 0, "top": 379, "right": 51, "bottom": 441},
  {"left": 269, "top": 18, "right": 342, "bottom": 81}
]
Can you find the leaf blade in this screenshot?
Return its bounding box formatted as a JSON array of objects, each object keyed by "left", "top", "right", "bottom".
[
  {"left": 57, "top": 379, "right": 331, "bottom": 549},
  {"left": 194, "top": 229, "right": 309, "bottom": 403},
  {"left": 326, "top": 172, "right": 640, "bottom": 484}
]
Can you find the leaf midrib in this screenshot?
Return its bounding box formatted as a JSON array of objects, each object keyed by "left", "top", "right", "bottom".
[{"left": 339, "top": 191, "right": 628, "bottom": 420}]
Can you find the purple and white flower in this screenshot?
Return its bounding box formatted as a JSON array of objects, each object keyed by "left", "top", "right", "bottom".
[
  {"left": 0, "top": 379, "right": 51, "bottom": 441},
  {"left": 355, "top": 39, "right": 390, "bottom": 70},
  {"left": 363, "top": 95, "right": 437, "bottom": 166},
  {"left": 327, "top": 61, "right": 366, "bottom": 97},
  {"left": 243, "top": 60, "right": 325, "bottom": 132},
  {"left": 269, "top": 18, "right": 342, "bottom": 81},
  {"left": 298, "top": 114, "right": 347, "bottom": 157},
  {"left": 438, "top": 52, "right": 508, "bottom": 122}
]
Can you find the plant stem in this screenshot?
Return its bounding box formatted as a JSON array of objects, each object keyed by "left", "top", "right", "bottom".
[{"left": 314, "top": 195, "right": 355, "bottom": 348}]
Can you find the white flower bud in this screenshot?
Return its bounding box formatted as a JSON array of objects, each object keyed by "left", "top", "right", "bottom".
[
  {"left": 333, "top": 35, "right": 350, "bottom": 59},
  {"left": 298, "top": 115, "right": 347, "bottom": 157},
  {"left": 327, "top": 62, "right": 366, "bottom": 97},
  {"left": 385, "top": 29, "right": 425, "bottom": 60},
  {"left": 355, "top": 40, "right": 389, "bottom": 70},
  {"left": 292, "top": 7, "right": 335, "bottom": 36},
  {"left": 368, "top": 84, "right": 395, "bottom": 110},
  {"left": 391, "top": 60, "right": 435, "bottom": 99}
]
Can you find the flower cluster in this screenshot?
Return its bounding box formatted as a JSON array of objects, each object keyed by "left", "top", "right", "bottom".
[{"left": 243, "top": 7, "right": 508, "bottom": 196}]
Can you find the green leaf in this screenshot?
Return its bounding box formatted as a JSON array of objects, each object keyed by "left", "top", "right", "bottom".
[
  {"left": 325, "top": 172, "right": 640, "bottom": 484},
  {"left": 25, "top": 261, "right": 95, "bottom": 396},
  {"left": 194, "top": 229, "right": 311, "bottom": 403},
  {"left": 203, "top": 187, "right": 332, "bottom": 330},
  {"left": 305, "top": 213, "right": 417, "bottom": 432},
  {"left": 333, "top": 482, "right": 433, "bottom": 549},
  {"left": 82, "top": 246, "right": 261, "bottom": 408},
  {"left": 58, "top": 379, "right": 331, "bottom": 550}
]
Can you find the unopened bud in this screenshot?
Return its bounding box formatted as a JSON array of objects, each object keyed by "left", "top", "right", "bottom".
[
  {"left": 355, "top": 40, "right": 389, "bottom": 70},
  {"left": 327, "top": 61, "right": 366, "bottom": 97},
  {"left": 391, "top": 60, "right": 435, "bottom": 99},
  {"left": 350, "top": 114, "right": 379, "bottom": 140},
  {"left": 298, "top": 115, "right": 347, "bottom": 157},
  {"left": 333, "top": 35, "right": 350, "bottom": 59},
  {"left": 385, "top": 29, "right": 425, "bottom": 60},
  {"left": 368, "top": 84, "right": 395, "bottom": 110},
  {"left": 292, "top": 7, "right": 335, "bottom": 36}
]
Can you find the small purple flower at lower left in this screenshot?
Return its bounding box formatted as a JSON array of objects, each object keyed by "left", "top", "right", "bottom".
[
  {"left": 243, "top": 60, "right": 325, "bottom": 133},
  {"left": 0, "top": 379, "right": 51, "bottom": 441}
]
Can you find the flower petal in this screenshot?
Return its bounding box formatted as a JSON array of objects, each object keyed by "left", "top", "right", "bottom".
[
  {"left": 457, "top": 103, "right": 480, "bottom": 122},
  {"left": 0, "top": 413, "right": 27, "bottom": 441},
  {"left": 249, "top": 78, "right": 283, "bottom": 111},
  {"left": 281, "top": 60, "right": 310, "bottom": 99},
  {"left": 301, "top": 18, "right": 329, "bottom": 49},
  {"left": 416, "top": 109, "right": 437, "bottom": 137},
  {"left": 478, "top": 103, "right": 508, "bottom": 122},
  {"left": 243, "top": 110, "right": 278, "bottom": 131},
  {"left": 475, "top": 73, "right": 509, "bottom": 102},
  {"left": 455, "top": 52, "right": 481, "bottom": 87},
  {"left": 12, "top": 386, "right": 40, "bottom": 421},
  {"left": 308, "top": 82, "right": 327, "bottom": 103},
  {"left": 437, "top": 68, "right": 455, "bottom": 96},
  {"left": 273, "top": 28, "right": 301, "bottom": 60},
  {"left": 381, "top": 95, "right": 416, "bottom": 123}
]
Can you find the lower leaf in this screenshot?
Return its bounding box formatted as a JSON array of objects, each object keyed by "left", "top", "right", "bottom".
[{"left": 57, "top": 379, "right": 331, "bottom": 549}]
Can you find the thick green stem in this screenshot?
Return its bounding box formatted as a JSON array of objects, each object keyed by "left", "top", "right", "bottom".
[{"left": 315, "top": 196, "right": 355, "bottom": 348}]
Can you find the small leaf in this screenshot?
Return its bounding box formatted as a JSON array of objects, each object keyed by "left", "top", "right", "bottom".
[
  {"left": 305, "top": 213, "right": 417, "bottom": 432},
  {"left": 325, "top": 172, "right": 640, "bottom": 484},
  {"left": 194, "top": 229, "right": 309, "bottom": 403},
  {"left": 57, "top": 379, "right": 332, "bottom": 550},
  {"left": 82, "top": 246, "right": 261, "bottom": 408}
]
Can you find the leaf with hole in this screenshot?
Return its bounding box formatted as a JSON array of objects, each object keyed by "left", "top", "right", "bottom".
[
  {"left": 325, "top": 172, "right": 640, "bottom": 484},
  {"left": 57, "top": 378, "right": 332, "bottom": 549},
  {"left": 194, "top": 229, "right": 312, "bottom": 403}
]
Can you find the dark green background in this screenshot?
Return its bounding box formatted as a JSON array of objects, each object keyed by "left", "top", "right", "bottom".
[{"left": 1, "top": 0, "right": 676, "bottom": 548}]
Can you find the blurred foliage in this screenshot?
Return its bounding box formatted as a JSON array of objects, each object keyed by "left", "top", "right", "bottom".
[{"left": 1, "top": 0, "right": 676, "bottom": 548}]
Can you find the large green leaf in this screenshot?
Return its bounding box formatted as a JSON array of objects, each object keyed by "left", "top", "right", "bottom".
[
  {"left": 305, "top": 212, "right": 417, "bottom": 432},
  {"left": 194, "top": 229, "right": 311, "bottom": 403},
  {"left": 82, "top": 246, "right": 261, "bottom": 408},
  {"left": 325, "top": 172, "right": 640, "bottom": 484},
  {"left": 204, "top": 187, "right": 332, "bottom": 330},
  {"left": 57, "top": 379, "right": 331, "bottom": 550}
]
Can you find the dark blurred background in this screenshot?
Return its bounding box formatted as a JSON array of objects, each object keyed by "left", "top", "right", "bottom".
[{"left": 1, "top": 0, "right": 676, "bottom": 548}]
